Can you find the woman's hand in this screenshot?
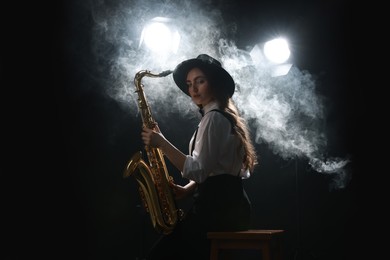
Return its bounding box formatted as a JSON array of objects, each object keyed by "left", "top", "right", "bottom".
[
  {"left": 141, "top": 123, "right": 165, "bottom": 148},
  {"left": 169, "top": 181, "right": 197, "bottom": 200},
  {"left": 141, "top": 123, "right": 187, "bottom": 173}
]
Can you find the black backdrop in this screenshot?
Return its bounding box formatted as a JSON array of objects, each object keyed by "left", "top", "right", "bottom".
[{"left": 3, "top": 1, "right": 373, "bottom": 260}]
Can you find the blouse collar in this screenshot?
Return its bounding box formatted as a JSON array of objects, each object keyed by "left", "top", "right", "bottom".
[{"left": 201, "top": 101, "right": 220, "bottom": 115}]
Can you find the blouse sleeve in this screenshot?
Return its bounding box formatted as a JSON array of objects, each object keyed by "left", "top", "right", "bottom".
[{"left": 182, "top": 112, "right": 232, "bottom": 183}]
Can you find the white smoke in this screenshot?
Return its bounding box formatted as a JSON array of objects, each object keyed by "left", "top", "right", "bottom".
[{"left": 87, "top": 0, "right": 351, "bottom": 190}]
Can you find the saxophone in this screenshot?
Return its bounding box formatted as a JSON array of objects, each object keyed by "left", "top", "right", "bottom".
[{"left": 123, "top": 69, "right": 183, "bottom": 235}]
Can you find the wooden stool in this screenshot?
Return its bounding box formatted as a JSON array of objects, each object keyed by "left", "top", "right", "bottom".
[{"left": 207, "top": 229, "right": 284, "bottom": 260}]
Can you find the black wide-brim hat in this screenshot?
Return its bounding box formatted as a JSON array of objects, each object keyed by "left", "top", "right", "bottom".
[{"left": 172, "top": 54, "right": 235, "bottom": 97}]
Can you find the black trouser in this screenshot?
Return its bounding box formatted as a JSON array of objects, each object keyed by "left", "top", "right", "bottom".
[
  {"left": 192, "top": 174, "right": 251, "bottom": 232},
  {"left": 147, "top": 174, "right": 251, "bottom": 260}
]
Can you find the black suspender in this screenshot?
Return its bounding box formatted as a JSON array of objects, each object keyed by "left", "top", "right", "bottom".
[
  {"left": 190, "top": 109, "right": 235, "bottom": 155},
  {"left": 191, "top": 126, "right": 198, "bottom": 156}
]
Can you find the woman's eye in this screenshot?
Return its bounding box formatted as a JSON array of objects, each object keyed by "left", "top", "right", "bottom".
[
  {"left": 195, "top": 78, "right": 205, "bottom": 85},
  {"left": 186, "top": 77, "right": 206, "bottom": 88}
]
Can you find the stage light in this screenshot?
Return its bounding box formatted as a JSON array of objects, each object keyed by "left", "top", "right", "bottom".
[
  {"left": 250, "top": 37, "right": 292, "bottom": 77},
  {"left": 263, "top": 38, "right": 290, "bottom": 64},
  {"left": 139, "top": 17, "right": 181, "bottom": 54}
]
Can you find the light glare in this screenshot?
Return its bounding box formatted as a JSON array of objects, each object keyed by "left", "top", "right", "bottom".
[
  {"left": 264, "top": 38, "right": 291, "bottom": 64},
  {"left": 140, "top": 17, "right": 181, "bottom": 53}
]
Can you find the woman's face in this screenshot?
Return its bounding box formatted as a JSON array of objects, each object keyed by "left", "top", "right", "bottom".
[{"left": 186, "top": 67, "right": 214, "bottom": 107}]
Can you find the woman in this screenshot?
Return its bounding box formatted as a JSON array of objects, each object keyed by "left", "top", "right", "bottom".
[{"left": 142, "top": 54, "right": 258, "bottom": 260}]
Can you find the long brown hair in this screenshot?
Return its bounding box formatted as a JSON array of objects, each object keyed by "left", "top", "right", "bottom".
[{"left": 204, "top": 67, "right": 259, "bottom": 172}]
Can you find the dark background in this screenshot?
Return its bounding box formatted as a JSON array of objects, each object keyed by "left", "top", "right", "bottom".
[{"left": 3, "top": 1, "right": 373, "bottom": 260}]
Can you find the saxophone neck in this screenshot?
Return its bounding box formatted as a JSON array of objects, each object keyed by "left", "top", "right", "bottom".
[
  {"left": 158, "top": 70, "right": 173, "bottom": 77},
  {"left": 133, "top": 69, "right": 173, "bottom": 127},
  {"left": 135, "top": 70, "right": 173, "bottom": 82}
]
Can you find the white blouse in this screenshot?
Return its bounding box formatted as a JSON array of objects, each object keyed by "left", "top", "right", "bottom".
[{"left": 182, "top": 101, "right": 250, "bottom": 183}]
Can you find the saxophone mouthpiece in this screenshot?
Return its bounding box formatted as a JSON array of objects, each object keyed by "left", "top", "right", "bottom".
[{"left": 159, "top": 70, "right": 173, "bottom": 77}]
